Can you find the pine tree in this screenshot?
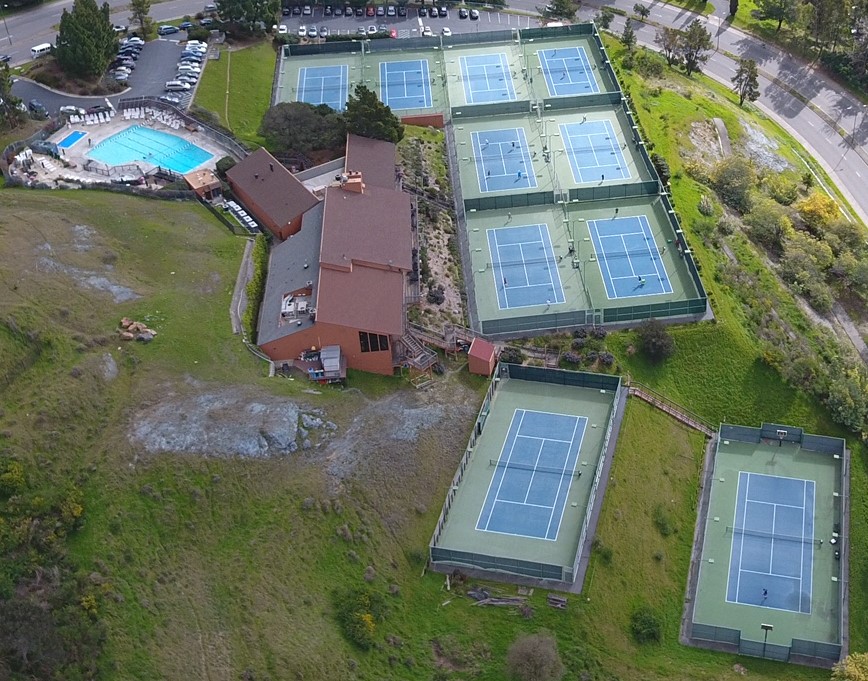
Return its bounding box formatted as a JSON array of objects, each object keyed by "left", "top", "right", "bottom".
[
  {"left": 621, "top": 18, "right": 637, "bottom": 52},
  {"left": 677, "top": 19, "right": 713, "bottom": 76},
  {"left": 344, "top": 85, "right": 404, "bottom": 143},
  {"left": 731, "top": 58, "right": 760, "bottom": 106},
  {"left": 55, "top": 0, "right": 116, "bottom": 78}
]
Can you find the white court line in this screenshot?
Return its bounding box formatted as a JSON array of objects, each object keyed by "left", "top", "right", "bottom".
[
  {"left": 496, "top": 499, "right": 556, "bottom": 510},
  {"left": 479, "top": 409, "right": 528, "bottom": 531},
  {"left": 748, "top": 499, "right": 807, "bottom": 510},
  {"left": 521, "top": 438, "right": 547, "bottom": 505},
  {"left": 769, "top": 504, "right": 777, "bottom": 574},
  {"left": 735, "top": 473, "right": 751, "bottom": 603},
  {"left": 639, "top": 216, "right": 672, "bottom": 292},
  {"left": 739, "top": 567, "right": 804, "bottom": 579},
  {"left": 535, "top": 223, "right": 557, "bottom": 297},
  {"left": 544, "top": 415, "right": 583, "bottom": 539},
  {"left": 515, "top": 434, "right": 574, "bottom": 444},
  {"left": 517, "top": 243, "right": 533, "bottom": 287},
  {"left": 587, "top": 220, "right": 617, "bottom": 299},
  {"left": 619, "top": 235, "right": 638, "bottom": 277}
]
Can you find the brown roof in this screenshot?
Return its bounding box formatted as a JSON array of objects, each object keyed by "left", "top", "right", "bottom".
[
  {"left": 320, "top": 185, "right": 412, "bottom": 271},
  {"left": 226, "top": 148, "right": 319, "bottom": 226},
  {"left": 469, "top": 338, "right": 497, "bottom": 361},
  {"left": 344, "top": 134, "right": 397, "bottom": 190},
  {"left": 316, "top": 266, "right": 405, "bottom": 336},
  {"left": 183, "top": 168, "right": 220, "bottom": 190}
]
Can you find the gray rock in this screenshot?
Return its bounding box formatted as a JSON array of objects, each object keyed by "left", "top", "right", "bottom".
[
  {"left": 100, "top": 352, "right": 118, "bottom": 381},
  {"left": 302, "top": 439, "right": 312, "bottom": 450},
  {"left": 301, "top": 413, "right": 324, "bottom": 429}
]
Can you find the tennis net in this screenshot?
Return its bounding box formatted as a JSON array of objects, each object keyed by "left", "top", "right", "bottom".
[
  {"left": 489, "top": 459, "right": 581, "bottom": 477},
  {"left": 486, "top": 249, "right": 663, "bottom": 269},
  {"left": 725, "top": 526, "right": 822, "bottom": 546}
]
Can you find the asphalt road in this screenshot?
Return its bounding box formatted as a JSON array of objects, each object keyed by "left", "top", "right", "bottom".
[{"left": 2, "top": 0, "right": 867, "bottom": 223}]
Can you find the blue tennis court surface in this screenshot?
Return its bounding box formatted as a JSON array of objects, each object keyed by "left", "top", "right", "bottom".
[
  {"left": 538, "top": 46, "right": 599, "bottom": 97},
  {"left": 588, "top": 216, "right": 673, "bottom": 299},
  {"left": 459, "top": 53, "right": 516, "bottom": 104},
  {"left": 560, "top": 120, "right": 630, "bottom": 184},
  {"left": 487, "top": 223, "right": 565, "bottom": 309},
  {"left": 471, "top": 128, "right": 536, "bottom": 193},
  {"left": 477, "top": 409, "right": 588, "bottom": 540},
  {"left": 379, "top": 59, "right": 432, "bottom": 110},
  {"left": 726, "top": 472, "right": 815, "bottom": 614},
  {"left": 57, "top": 130, "right": 87, "bottom": 149},
  {"left": 296, "top": 65, "right": 349, "bottom": 111}
]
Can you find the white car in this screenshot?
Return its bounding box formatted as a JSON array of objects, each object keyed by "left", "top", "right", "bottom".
[
  {"left": 177, "top": 63, "right": 201, "bottom": 72},
  {"left": 186, "top": 40, "right": 207, "bottom": 47},
  {"left": 442, "top": 26, "right": 452, "bottom": 36},
  {"left": 59, "top": 105, "right": 86, "bottom": 116},
  {"left": 122, "top": 37, "right": 144, "bottom": 46},
  {"left": 422, "top": 25, "right": 433, "bottom": 36},
  {"left": 165, "top": 80, "right": 191, "bottom": 91},
  {"left": 298, "top": 24, "right": 307, "bottom": 36},
  {"left": 278, "top": 24, "right": 288, "bottom": 34}
]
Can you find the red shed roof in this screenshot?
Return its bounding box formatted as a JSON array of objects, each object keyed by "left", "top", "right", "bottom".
[{"left": 469, "top": 338, "right": 497, "bottom": 361}]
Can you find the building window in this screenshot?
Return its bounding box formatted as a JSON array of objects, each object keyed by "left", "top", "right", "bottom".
[{"left": 359, "top": 332, "right": 389, "bottom": 353}]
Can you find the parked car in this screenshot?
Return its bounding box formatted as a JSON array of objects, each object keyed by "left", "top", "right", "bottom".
[
  {"left": 298, "top": 24, "right": 307, "bottom": 36},
  {"left": 122, "top": 36, "right": 144, "bottom": 46},
  {"left": 377, "top": 23, "right": 387, "bottom": 32},
  {"left": 114, "top": 71, "right": 130, "bottom": 81},
  {"left": 324, "top": 5, "right": 333, "bottom": 15},
  {"left": 376, "top": 5, "right": 385, "bottom": 15},
  {"left": 355, "top": 6, "right": 364, "bottom": 15},
  {"left": 0, "top": 54, "right": 11, "bottom": 63},
  {"left": 319, "top": 25, "right": 329, "bottom": 37},
  {"left": 177, "top": 74, "right": 199, "bottom": 84},
  {"left": 458, "top": 8, "right": 468, "bottom": 18},
  {"left": 158, "top": 25, "right": 180, "bottom": 35},
  {"left": 277, "top": 24, "right": 289, "bottom": 33},
  {"left": 366, "top": 5, "right": 375, "bottom": 15},
  {"left": 307, "top": 25, "right": 318, "bottom": 37},
  {"left": 291, "top": 5, "right": 302, "bottom": 15},
  {"left": 302, "top": 4, "right": 312, "bottom": 14},
  {"left": 180, "top": 20, "right": 194, "bottom": 29},
  {"left": 442, "top": 26, "right": 451, "bottom": 36},
  {"left": 418, "top": 7, "right": 427, "bottom": 17},
  {"left": 397, "top": 5, "right": 406, "bottom": 16},
  {"left": 421, "top": 25, "right": 432, "bottom": 36},
  {"left": 333, "top": 6, "right": 343, "bottom": 16},
  {"left": 113, "top": 24, "right": 128, "bottom": 33},
  {"left": 367, "top": 24, "right": 377, "bottom": 34},
  {"left": 386, "top": 4, "right": 396, "bottom": 15},
  {"left": 357, "top": 26, "right": 367, "bottom": 34},
  {"left": 281, "top": 6, "right": 290, "bottom": 14},
  {"left": 177, "top": 64, "right": 201, "bottom": 73},
  {"left": 469, "top": 8, "right": 479, "bottom": 19},
  {"left": 199, "top": 17, "right": 214, "bottom": 25},
  {"left": 112, "top": 66, "right": 132, "bottom": 75},
  {"left": 159, "top": 94, "right": 182, "bottom": 105},
  {"left": 87, "top": 104, "right": 111, "bottom": 115},
  {"left": 187, "top": 39, "right": 208, "bottom": 46},
  {"left": 165, "top": 80, "right": 191, "bottom": 91},
  {"left": 180, "top": 51, "right": 204, "bottom": 60},
  {"left": 59, "top": 105, "right": 86, "bottom": 116},
  {"left": 438, "top": 6, "right": 448, "bottom": 17}
]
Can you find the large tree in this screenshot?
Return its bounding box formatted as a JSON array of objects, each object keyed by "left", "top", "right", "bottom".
[
  {"left": 258, "top": 102, "right": 346, "bottom": 154},
  {"left": 547, "top": 0, "right": 576, "bottom": 20},
  {"left": 756, "top": 0, "right": 799, "bottom": 31},
  {"left": 654, "top": 26, "right": 681, "bottom": 66},
  {"left": 505, "top": 632, "right": 565, "bottom": 681},
  {"left": 344, "top": 84, "right": 404, "bottom": 143},
  {"left": 55, "top": 0, "right": 116, "bottom": 78},
  {"left": 621, "top": 18, "right": 637, "bottom": 51},
  {"left": 216, "top": 0, "right": 280, "bottom": 31},
  {"left": 676, "top": 19, "right": 713, "bottom": 76},
  {"left": 0, "top": 63, "right": 25, "bottom": 131},
  {"left": 732, "top": 58, "right": 760, "bottom": 105},
  {"left": 129, "top": 0, "right": 152, "bottom": 38}
]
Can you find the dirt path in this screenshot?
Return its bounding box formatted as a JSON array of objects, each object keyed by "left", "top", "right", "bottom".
[{"left": 229, "top": 237, "right": 254, "bottom": 335}]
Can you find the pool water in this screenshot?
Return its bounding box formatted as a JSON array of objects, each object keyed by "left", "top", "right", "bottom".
[
  {"left": 58, "top": 130, "right": 87, "bottom": 149},
  {"left": 87, "top": 125, "right": 213, "bottom": 174}
]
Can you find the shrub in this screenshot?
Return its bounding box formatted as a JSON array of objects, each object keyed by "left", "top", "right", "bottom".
[
  {"left": 711, "top": 156, "right": 755, "bottom": 213},
  {"left": 571, "top": 337, "right": 586, "bottom": 350},
  {"left": 584, "top": 350, "right": 598, "bottom": 364},
  {"left": 426, "top": 285, "right": 445, "bottom": 305},
  {"left": 649, "top": 152, "right": 670, "bottom": 185},
  {"left": 242, "top": 234, "right": 269, "bottom": 342},
  {"left": 572, "top": 328, "right": 588, "bottom": 339},
  {"left": 630, "top": 605, "right": 663, "bottom": 643},
  {"left": 698, "top": 194, "right": 715, "bottom": 216},
  {"left": 505, "top": 632, "right": 565, "bottom": 681},
  {"left": 743, "top": 195, "right": 790, "bottom": 250},
  {"left": 186, "top": 26, "right": 211, "bottom": 42},
  {"left": 635, "top": 319, "right": 674, "bottom": 362},
  {"left": 716, "top": 213, "right": 739, "bottom": 236},
  {"left": 590, "top": 326, "right": 607, "bottom": 340},
  {"left": 215, "top": 155, "right": 236, "bottom": 179},
  {"left": 592, "top": 537, "right": 613, "bottom": 565},
  {"left": 765, "top": 173, "right": 800, "bottom": 206},
  {"left": 599, "top": 351, "right": 615, "bottom": 367},
  {"left": 652, "top": 504, "right": 675, "bottom": 537},
  {"left": 334, "top": 587, "right": 388, "bottom": 650},
  {"left": 562, "top": 352, "right": 582, "bottom": 364},
  {"left": 500, "top": 346, "right": 524, "bottom": 364},
  {"left": 795, "top": 190, "right": 838, "bottom": 235}
]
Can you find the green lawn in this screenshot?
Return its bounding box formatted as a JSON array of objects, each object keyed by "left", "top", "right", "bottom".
[{"left": 195, "top": 41, "right": 276, "bottom": 149}]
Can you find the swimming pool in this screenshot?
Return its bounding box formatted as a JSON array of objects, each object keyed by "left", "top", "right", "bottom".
[
  {"left": 58, "top": 130, "right": 87, "bottom": 149},
  {"left": 87, "top": 125, "right": 213, "bottom": 174}
]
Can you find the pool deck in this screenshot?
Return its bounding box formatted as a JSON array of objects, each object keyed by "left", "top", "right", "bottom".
[{"left": 10, "top": 111, "right": 227, "bottom": 187}]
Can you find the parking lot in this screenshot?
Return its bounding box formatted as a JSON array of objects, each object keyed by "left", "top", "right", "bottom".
[
  {"left": 11, "top": 37, "right": 200, "bottom": 115},
  {"left": 276, "top": 5, "right": 536, "bottom": 38}
]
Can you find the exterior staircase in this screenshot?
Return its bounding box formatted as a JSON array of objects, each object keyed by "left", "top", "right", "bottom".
[
  {"left": 628, "top": 382, "right": 715, "bottom": 437},
  {"left": 397, "top": 331, "right": 438, "bottom": 371}
]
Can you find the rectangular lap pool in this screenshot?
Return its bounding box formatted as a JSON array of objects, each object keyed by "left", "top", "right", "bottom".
[
  {"left": 87, "top": 125, "right": 213, "bottom": 174},
  {"left": 58, "top": 130, "right": 87, "bottom": 149}
]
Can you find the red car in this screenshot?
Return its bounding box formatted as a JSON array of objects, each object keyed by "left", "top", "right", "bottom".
[{"left": 366, "top": 5, "right": 375, "bottom": 15}]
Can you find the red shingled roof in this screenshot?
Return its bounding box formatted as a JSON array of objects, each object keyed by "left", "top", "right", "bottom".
[{"left": 344, "top": 134, "right": 397, "bottom": 190}]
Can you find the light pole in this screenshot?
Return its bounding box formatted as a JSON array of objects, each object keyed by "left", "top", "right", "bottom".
[
  {"left": 1, "top": 4, "right": 11, "bottom": 45},
  {"left": 760, "top": 623, "right": 774, "bottom": 658}
]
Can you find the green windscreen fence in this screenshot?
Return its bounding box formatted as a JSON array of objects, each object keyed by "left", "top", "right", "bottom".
[
  {"left": 464, "top": 190, "right": 553, "bottom": 212},
  {"left": 791, "top": 639, "right": 842, "bottom": 660},
  {"left": 739, "top": 639, "right": 790, "bottom": 662},
  {"left": 506, "top": 363, "right": 620, "bottom": 391},
  {"left": 429, "top": 547, "right": 565, "bottom": 581},
  {"left": 691, "top": 624, "right": 841, "bottom": 663},
  {"left": 567, "top": 181, "right": 659, "bottom": 203},
  {"left": 452, "top": 101, "right": 531, "bottom": 119}
]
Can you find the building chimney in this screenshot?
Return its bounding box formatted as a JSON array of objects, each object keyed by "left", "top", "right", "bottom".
[
  {"left": 254, "top": 173, "right": 259, "bottom": 180},
  {"left": 270, "top": 163, "right": 274, "bottom": 172}
]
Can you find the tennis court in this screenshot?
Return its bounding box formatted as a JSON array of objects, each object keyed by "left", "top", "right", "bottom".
[
  {"left": 379, "top": 59, "right": 433, "bottom": 110},
  {"left": 538, "top": 46, "right": 599, "bottom": 97},
  {"left": 477, "top": 409, "right": 588, "bottom": 540},
  {"left": 487, "top": 223, "right": 565, "bottom": 309},
  {"left": 459, "top": 53, "right": 517, "bottom": 104},
  {"left": 560, "top": 120, "right": 630, "bottom": 184},
  {"left": 471, "top": 127, "right": 536, "bottom": 193},
  {"left": 588, "top": 215, "right": 673, "bottom": 299},
  {"left": 726, "top": 472, "right": 815, "bottom": 614},
  {"left": 296, "top": 65, "right": 349, "bottom": 111}
]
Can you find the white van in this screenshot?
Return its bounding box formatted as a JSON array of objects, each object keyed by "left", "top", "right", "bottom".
[
  {"left": 165, "top": 80, "right": 191, "bottom": 91},
  {"left": 30, "top": 43, "right": 53, "bottom": 59}
]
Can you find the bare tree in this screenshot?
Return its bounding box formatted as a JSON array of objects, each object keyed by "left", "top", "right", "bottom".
[
  {"left": 654, "top": 27, "right": 681, "bottom": 66},
  {"left": 732, "top": 58, "right": 760, "bottom": 106},
  {"left": 505, "top": 632, "right": 565, "bottom": 681}
]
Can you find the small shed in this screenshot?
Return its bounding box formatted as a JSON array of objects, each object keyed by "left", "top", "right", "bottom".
[
  {"left": 183, "top": 168, "right": 222, "bottom": 201},
  {"left": 467, "top": 338, "right": 498, "bottom": 376}
]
